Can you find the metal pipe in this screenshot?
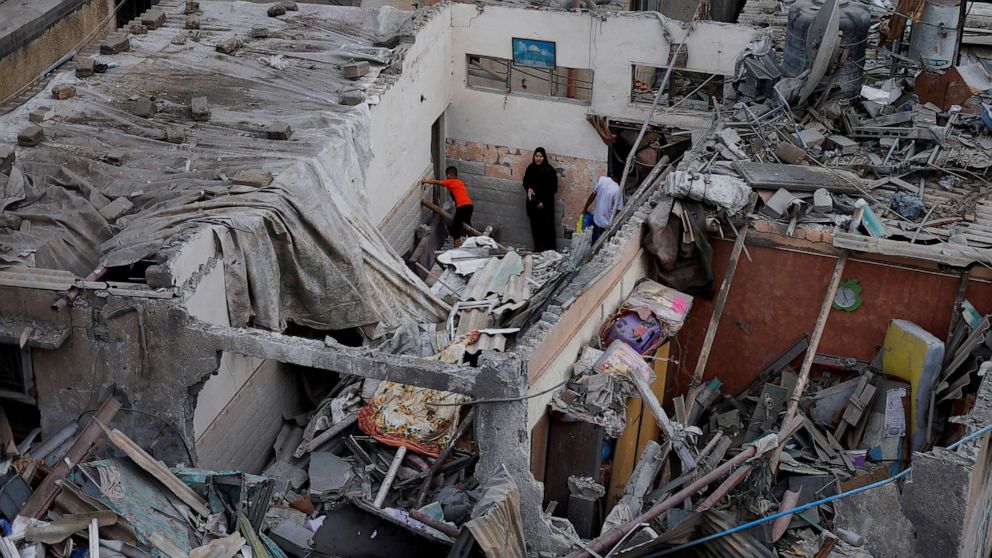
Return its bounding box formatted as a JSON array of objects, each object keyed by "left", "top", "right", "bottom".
[
  {"left": 565, "top": 416, "right": 803, "bottom": 558},
  {"left": 374, "top": 446, "right": 408, "bottom": 508},
  {"left": 29, "top": 423, "right": 78, "bottom": 460}
]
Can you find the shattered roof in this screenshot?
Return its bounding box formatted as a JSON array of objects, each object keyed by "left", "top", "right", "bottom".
[{"left": 0, "top": 1, "right": 447, "bottom": 331}]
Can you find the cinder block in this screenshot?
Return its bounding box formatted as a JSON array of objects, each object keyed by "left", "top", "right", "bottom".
[
  {"left": 132, "top": 97, "right": 156, "bottom": 118},
  {"left": 185, "top": 1, "right": 200, "bottom": 14},
  {"left": 52, "top": 85, "right": 75, "bottom": 100},
  {"left": 129, "top": 22, "right": 148, "bottom": 35},
  {"left": 342, "top": 61, "right": 369, "bottom": 79},
  {"left": 215, "top": 39, "right": 244, "bottom": 54},
  {"left": 76, "top": 58, "right": 96, "bottom": 78},
  {"left": 265, "top": 121, "right": 292, "bottom": 140},
  {"left": 190, "top": 96, "right": 210, "bottom": 121},
  {"left": 140, "top": 10, "right": 167, "bottom": 30},
  {"left": 232, "top": 169, "right": 274, "bottom": 187},
  {"left": 215, "top": 38, "right": 243, "bottom": 55},
  {"left": 100, "top": 35, "right": 130, "bottom": 54},
  {"left": 451, "top": 159, "right": 485, "bottom": 176},
  {"left": 251, "top": 27, "right": 270, "bottom": 38},
  {"left": 17, "top": 126, "right": 45, "bottom": 147},
  {"left": 186, "top": 16, "right": 200, "bottom": 30},
  {"left": 340, "top": 92, "right": 364, "bottom": 106},
  {"left": 29, "top": 107, "right": 52, "bottom": 123}
]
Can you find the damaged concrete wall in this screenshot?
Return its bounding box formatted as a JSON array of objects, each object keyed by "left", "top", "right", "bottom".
[
  {"left": 0, "top": 0, "right": 115, "bottom": 102},
  {"left": 166, "top": 226, "right": 301, "bottom": 473},
  {"left": 444, "top": 4, "right": 764, "bottom": 233},
  {"left": 676, "top": 238, "right": 992, "bottom": 397},
  {"left": 368, "top": 6, "right": 453, "bottom": 252}
]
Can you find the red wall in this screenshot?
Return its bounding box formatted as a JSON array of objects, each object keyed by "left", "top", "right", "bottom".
[{"left": 671, "top": 240, "right": 992, "bottom": 398}]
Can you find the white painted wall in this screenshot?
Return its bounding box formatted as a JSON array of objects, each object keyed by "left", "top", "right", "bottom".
[
  {"left": 367, "top": 8, "right": 454, "bottom": 226},
  {"left": 445, "top": 4, "right": 766, "bottom": 161},
  {"left": 368, "top": 4, "right": 765, "bottom": 227}
]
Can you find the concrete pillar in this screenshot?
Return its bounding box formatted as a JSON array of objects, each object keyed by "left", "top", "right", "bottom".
[{"left": 474, "top": 353, "right": 573, "bottom": 554}]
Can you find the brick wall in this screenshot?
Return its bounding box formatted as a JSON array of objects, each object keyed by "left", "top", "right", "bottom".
[{"left": 445, "top": 139, "right": 608, "bottom": 234}]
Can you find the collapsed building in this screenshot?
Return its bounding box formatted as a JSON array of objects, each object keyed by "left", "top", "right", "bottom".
[{"left": 0, "top": 0, "right": 991, "bottom": 556}]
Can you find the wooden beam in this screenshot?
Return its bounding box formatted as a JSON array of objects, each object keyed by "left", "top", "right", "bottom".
[
  {"left": 772, "top": 252, "right": 848, "bottom": 470},
  {"left": 421, "top": 200, "right": 485, "bottom": 237},
  {"left": 97, "top": 422, "right": 211, "bottom": 517},
  {"left": 21, "top": 396, "right": 121, "bottom": 518},
  {"left": 685, "top": 225, "right": 749, "bottom": 419}
]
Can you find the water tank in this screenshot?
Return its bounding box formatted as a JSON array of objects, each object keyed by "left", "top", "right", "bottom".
[
  {"left": 907, "top": 0, "right": 960, "bottom": 70},
  {"left": 783, "top": 0, "right": 872, "bottom": 99}
]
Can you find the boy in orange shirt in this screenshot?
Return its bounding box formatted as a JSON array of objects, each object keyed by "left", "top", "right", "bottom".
[{"left": 422, "top": 166, "right": 474, "bottom": 246}]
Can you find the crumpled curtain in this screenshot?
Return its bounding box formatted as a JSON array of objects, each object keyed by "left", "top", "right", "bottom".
[{"left": 643, "top": 199, "right": 714, "bottom": 299}]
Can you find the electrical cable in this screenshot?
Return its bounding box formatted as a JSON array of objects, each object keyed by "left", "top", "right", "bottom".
[
  {"left": 426, "top": 378, "right": 571, "bottom": 407},
  {"left": 76, "top": 407, "right": 196, "bottom": 465},
  {"left": 644, "top": 420, "right": 992, "bottom": 557}
]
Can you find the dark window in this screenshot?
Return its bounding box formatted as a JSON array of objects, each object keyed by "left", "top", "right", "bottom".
[
  {"left": 631, "top": 64, "right": 724, "bottom": 109},
  {"left": 0, "top": 344, "right": 34, "bottom": 403}
]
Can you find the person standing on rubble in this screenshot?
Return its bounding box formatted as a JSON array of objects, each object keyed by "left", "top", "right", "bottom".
[
  {"left": 422, "top": 166, "right": 474, "bottom": 247},
  {"left": 523, "top": 147, "right": 559, "bottom": 252},
  {"left": 583, "top": 171, "right": 625, "bottom": 243}
]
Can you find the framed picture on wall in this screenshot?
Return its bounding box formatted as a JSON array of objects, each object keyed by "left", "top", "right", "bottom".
[{"left": 512, "top": 38, "right": 556, "bottom": 69}]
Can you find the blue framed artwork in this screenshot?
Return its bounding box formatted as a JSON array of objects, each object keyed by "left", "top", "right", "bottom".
[{"left": 512, "top": 38, "right": 556, "bottom": 69}]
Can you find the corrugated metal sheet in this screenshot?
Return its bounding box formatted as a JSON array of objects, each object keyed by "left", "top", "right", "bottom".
[{"left": 463, "top": 251, "right": 524, "bottom": 301}]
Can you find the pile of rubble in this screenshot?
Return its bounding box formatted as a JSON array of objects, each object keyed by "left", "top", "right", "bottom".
[{"left": 547, "top": 273, "right": 992, "bottom": 557}]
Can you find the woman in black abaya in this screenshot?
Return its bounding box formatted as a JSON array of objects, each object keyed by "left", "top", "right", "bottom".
[{"left": 522, "top": 147, "right": 559, "bottom": 251}]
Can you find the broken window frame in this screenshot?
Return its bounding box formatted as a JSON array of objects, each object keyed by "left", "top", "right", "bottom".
[
  {"left": 0, "top": 343, "right": 35, "bottom": 404},
  {"left": 466, "top": 54, "right": 593, "bottom": 104},
  {"left": 630, "top": 63, "right": 725, "bottom": 109}
]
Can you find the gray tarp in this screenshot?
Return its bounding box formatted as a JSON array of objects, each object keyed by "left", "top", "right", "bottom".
[{"left": 0, "top": 3, "right": 446, "bottom": 331}]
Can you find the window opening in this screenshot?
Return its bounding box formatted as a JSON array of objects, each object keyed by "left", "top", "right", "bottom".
[
  {"left": 631, "top": 64, "right": 724, "bottom": 110},
  {"left": 467, "top": 55, "right": 593, "bottom": 103}
]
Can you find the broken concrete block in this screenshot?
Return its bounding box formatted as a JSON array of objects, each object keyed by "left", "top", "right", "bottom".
[
  {"left": 76, "top": 58, "right": 96, "bottom": 78},
  {"left": 140, "top": 10, "right": 167, "bottom": 30},
  {"left": 340, "top": 91, "right": 365, "bottom": 106},
  {"left": 279, "top": 2, "right": 299, "bottom": 10},
  {"left": 100, "top": 35, "right": 130, "bottom": 54},
  {"left": 308, "top": 452, "right": 352, "bottom": 496},
  {"left": 825, "top": 134, "right": 858, "bottom": 155},
  {"left": 774, "top": 142, "right": 806, "bottom": 164},
  {"left": 52, "top": 85, "right": 76, "bottom": 100},
  {"left": 172, "top": 33, "right": 188, "bottom": 45},
  {"left": 813, "top": 188, "right": 833, "bottom": 213},
  {"left": 165, "top": 128, "right": 186, "bottom": 144},
  {"left": 29, "top": 107, "right": 53, "bottom": 123},
  {"left": 132, "top": 97, "right": 157, "bottom": 118},
  {"left": 835, "top": 481, "right": 913, "bottom": 558},
  {"left": 190, "top": 96, "right": 210, "bottom": 121},
  {"left": 0, "top": 146, "right": 15, "bottom": 175},
  {"left": 104, "top": 150, "right": 128, "bottom": 166},
  {"left": 251, "top": 26, "right": 271, "bottom": 38},
  {"left": 793, "top": 127, "right": 825, "bottom": 148},
  {"left": 215, "top": 38, "right": 243, "bottom": 55},
  {"left": 17, "top": 126, "right": 44, "bottom": 147},
  {"left": 185, "top": 1, "right": 200, "bottom": 14},
  {"left": 265, "top": 121, "right": 293, "bottom": 140},
  {"left": 231, "top": 169, "right": 273, "bottom": 187},
  {"left": 185, "top": 16, "right": 200, "bottom": 30},
  {"left": 99, "top": 197, "right": 134, "bottom": 221},
  {"left": 761, "top": 188, "right": 800, "bottom": 219},
  {"left": 129, "top": 22, "right": 148, "bottom": 35},
  {"left": 267, "top": 5, "right": 287, "bottom": 16},
  {"left": 342, "top": 61, "right": 369, "bottom": 79}
]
